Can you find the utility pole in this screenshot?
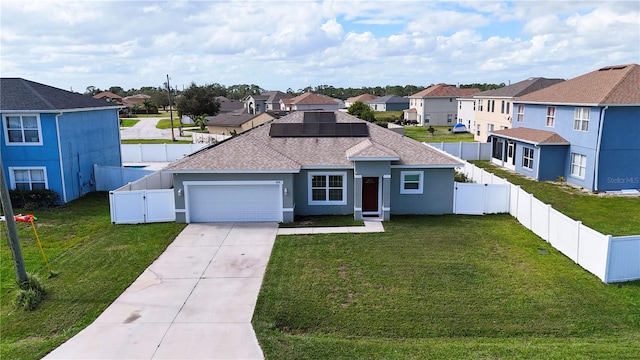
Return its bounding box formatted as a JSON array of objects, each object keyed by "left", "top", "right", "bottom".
[
  {"left": 166, "top": 74, "right": 176, "bottom": 142},
  {"left": 0, "top": 154, "right": 28, "bottom": 284}
]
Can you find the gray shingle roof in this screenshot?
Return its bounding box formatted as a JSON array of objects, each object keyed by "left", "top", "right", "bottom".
[
  {"left": 474, "top": 77, "right": 565, "bottom": 98},
  {"left": 1, "top": 78, "right": 121, "bottom": 111},
  {"left": 368, "top": 95, "right": 409, "bottom": 104},
  {"left": 166, "top": 111, "right": 463, "bottom": 172}
]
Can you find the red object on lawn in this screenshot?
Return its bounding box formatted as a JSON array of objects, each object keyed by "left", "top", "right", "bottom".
[{"left": 14, "top": 214, "right": 36, "bottom": 223}]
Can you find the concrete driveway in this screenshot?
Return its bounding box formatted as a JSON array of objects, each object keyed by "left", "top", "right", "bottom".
[
  {"left": 44, "top": 222, "right": 278, "bottom": 360},
  {"left": 120, "top": 117, "right": 192, "bottom": 140}
]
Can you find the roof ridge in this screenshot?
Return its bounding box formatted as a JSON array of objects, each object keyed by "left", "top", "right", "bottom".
[
  {"left": 20, "top": 78, "right": 56, "bottom": 110},
  {"left": 600, "top": 64, "right": 637, "bottom": 104}
]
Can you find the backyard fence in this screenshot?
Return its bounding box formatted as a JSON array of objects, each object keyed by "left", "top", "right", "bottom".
[
  {"left": 109, "top": 170, "right": 175, "bottom": 224},
  {"left": 95, "top": 165, "right": 154, "bottom": 191},
  {"left": 121, "top": 143, "right": 209, "bottom": 163},
  {"left": 459, "top": 161, "right": 640, "bottom": 283},
  {"left": 426, "top": 142, "right": 492, "bottom": 161},
  {"left": 191, "top": 132, "right": 231, "bottom": 144}
]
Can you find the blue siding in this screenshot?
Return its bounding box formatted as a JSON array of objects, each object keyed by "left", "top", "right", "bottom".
[
  {"left": 56, "top": 109, "right": 121, "bottom": 201},
  {"left": 1, "top": 108, "right": 121, "bottom": 203},
  {"left": 597, "top": 107, "right": 640, "bottom": 191},
  {"left": 538, "top": 146, "right": 567, "bottom": 181},
  {"left": 1, "top": 113, "right": 64, "bottom": 198},
  {"left": 390, "top": 168, "right": 454, "bottom": 214}
]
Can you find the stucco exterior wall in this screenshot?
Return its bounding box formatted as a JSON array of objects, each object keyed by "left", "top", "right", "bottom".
[
  {"left": 390, "top": 168, "right": 455, "bottom": 214},
  {"left": 456, "top": 98, "right": 476, "bottom": 131},
  {"left": 474, "top": 97, "right": 513, "bottom": 142},
  {"left": 294, "top": 169, "right": 355, "bottom": 216}
]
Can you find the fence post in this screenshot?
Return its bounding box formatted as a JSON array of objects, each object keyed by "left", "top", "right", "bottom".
[
  {"left": 459, "top": 141, "right": 463, "bottom": 159},
  {"left": 603, "top": 235, "right": 613, "bottom": 283},
  {"left": 514, "top": 185, "right": 520, "bottom": 218},
  {"left": 477, "top": 141, "right": 481, "bottom": 160},
  {"left": 576, "top": 220, "right": 582, "bottom": 264},
  {"left": 546, "top": 204, "right": 552, "bottom": 242}
]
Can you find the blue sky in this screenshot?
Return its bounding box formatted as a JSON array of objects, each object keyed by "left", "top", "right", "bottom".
[{"left": 1, "top": 0, "right": 638, "bottom": 93}]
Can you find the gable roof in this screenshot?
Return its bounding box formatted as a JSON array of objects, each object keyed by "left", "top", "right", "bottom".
[
  {"left": 368, "top": 95, "right": 409, "bottom": 104},
  {"left": 166, "top": 111, "right": 462, "bottom": 172},
  {"left": 346, "top": 94, "right": 378, "bottom": 103},
  {"left": 474, "top": 77, "right": 565, "bottom": 98},
  {"left": 490, "top": 127, "right": 569, "bottom": 146},
  {"left": 516, "top": 64, "right": 640, "bottom": 105},
  {"left": 93, "top": 91, "right": 123, "bottom": 100},
  {"left": 410, "top": 84, "right": 480, "bottom": 98},
  {"left": 289, "top": 92, "right": 340, "bottom": 105},
  {"left": 215, "top": 96, "right": 244, "bottom": 113},
  {"left": 206, "top": 112, "right": 273, "bottom": 127},
  {"left": 1, "top": 78, "right": 122, "bottom": 112},
  {"left": 252, "top": 90, "right": 292, "bottom": 103}
]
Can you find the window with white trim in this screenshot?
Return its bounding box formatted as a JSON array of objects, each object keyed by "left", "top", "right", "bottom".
[
  {"left": 9, "top": 167, "right": 48, "bottom": 190},
  {"left": 478, "top": 99, "right": 483, "bottom": 111},
  {"left": 546, "top": 106, "right": 556, "bottom": 127},
  {"left": 425, "top": 114, "right": 430, "bottom": 123},
  {"left": 522, "top": 148, "right": 534, "bottom": 170},
  {"left": 571, "top": 153, "right": 587, "bottom": 179},
  {"left": 308, "top": 172, "right": 347, "bottom": 205},
  {"left": 574, "top": 107, "right": 590, "bottom": 132},
  {"left": 516, "top": 105, "right": 524, "bottom": 122},
  {"left": 400, "top": 171, "right": 423, "bottom": 194},
  {"left": 4, "top": 114, "right": 42, "bottom": 145},
  {"left": 447, "top": 114, "right": 453, "bottom": 123}
]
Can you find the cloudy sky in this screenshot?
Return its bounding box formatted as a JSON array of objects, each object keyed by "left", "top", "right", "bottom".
[{"left": 1, "top": 0, "right": 638, "bottom": 93}]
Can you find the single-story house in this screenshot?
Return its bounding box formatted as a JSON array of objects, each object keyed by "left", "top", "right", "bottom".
[
  {"left": 206, "top": 112, "right": 275, "bottom": 135},
  {"left": 344, "top": 94, "right": 378, "bottom": 108},
  {"left": 367, "top": 95, "right": 409, "bottom": 112},
  {"left": 165, "top": 111, "right": 463, "bottom": 223}
]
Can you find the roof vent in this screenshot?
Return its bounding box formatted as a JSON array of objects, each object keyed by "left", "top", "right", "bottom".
[{"left": 599, "top": 65, "right": 628, "bottom": 71}]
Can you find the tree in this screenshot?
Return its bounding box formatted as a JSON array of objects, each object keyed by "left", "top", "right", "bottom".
[
  {"left": 142, "top": 99, "right": 158, "bottom": 114},
  {"left": 193, "top": 114, "right": 208, "bottom": 133},
  {"left": 108, "top": 86, "right": 125, "bottom": 96},
  {"left": 347, "top": 101, "right": 376, "bottom": 122},
  {"left": 176, "top": 82, "right": 221, "bottom": 119},
  {"left": 84, "top": 86, "right": 101, "bottom": 96}
]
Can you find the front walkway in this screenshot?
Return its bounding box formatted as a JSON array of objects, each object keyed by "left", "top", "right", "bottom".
[{"left": 44, "top": 221, "right": 384, "bottom": 359}]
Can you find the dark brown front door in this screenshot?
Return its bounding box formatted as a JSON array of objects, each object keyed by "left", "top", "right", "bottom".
[{"left": 362, "top": 177, "right": 379, "bottom": 213}]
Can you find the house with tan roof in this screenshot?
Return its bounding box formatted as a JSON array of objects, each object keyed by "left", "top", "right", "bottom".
[
  {"left": 488, "top": 64, "right": 640, "bottom": 192},
  {"left": 165, "top": 111, "right": 463, "bottom": 223},
  {"left": 344, "top": 94, "right": 378, "bottom": 108},
  {"left": 472, "top": 77, "right": 565, "bottom": 142},
  {"left": 93, "top": 91, "right": 123, "bottom": 104},
  {"left": 205, "top": 111, "right": 275, "bottom": 136},
  {"left": 280, "top": 92, "right": 343, "bottom": 112},
  {"left": 406, "top": 84, "right": 480, "bottom": 126}
]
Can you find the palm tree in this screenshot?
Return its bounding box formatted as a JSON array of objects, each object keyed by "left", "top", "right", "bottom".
[{"left": 194, "top": 114, "right": 208, "bottom": 133}]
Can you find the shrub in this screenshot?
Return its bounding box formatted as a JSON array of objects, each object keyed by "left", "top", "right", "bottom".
[
  {"left": 14, "top": 273, "right": 46, "bottom": 311},
  {"left": 454, "top": 171, "right": 473, "bottom": 183},
  {"left": 9, "top": 189, "right": 60, "bottom": 208}
]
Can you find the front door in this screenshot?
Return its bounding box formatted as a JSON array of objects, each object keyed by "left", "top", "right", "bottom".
[{"left": 362, "top": 177, "right": 379, "bottom": 215}]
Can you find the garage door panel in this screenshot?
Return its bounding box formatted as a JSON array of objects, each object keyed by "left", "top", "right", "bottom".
[{"left": 188, "top": 183, "right": 282, "bottom": 222}]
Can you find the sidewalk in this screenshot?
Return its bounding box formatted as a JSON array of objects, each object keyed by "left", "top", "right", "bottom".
[{"left": 277, "top": 220, "right": 385, "bottom": 235}]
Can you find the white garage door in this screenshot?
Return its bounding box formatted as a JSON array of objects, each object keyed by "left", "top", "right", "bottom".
[{"left": 186, "top": 182, "right": 282, "bottom": 222}]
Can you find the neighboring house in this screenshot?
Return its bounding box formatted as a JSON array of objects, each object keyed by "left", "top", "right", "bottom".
[
  {"left": 406, "top": 84, "right": 479, "bottom": 126},
  {"left": 93, "top": 91, "right": 123, "bottom": 104},
  {"left": 165, "top": 111, "right": 463, "bottom": 223},
  {"left": 245, "top": 91, "right": 292, "bottom": 114},
  {"left": 456, "top": 97, "right": 476, "bottom": 131},
  {"left": 488, "top": 64, "right": 640, "bottom": 192},
  {"left": 473, "top": 78, "right": 565, "bottom": 142},
  {"left": 367, "top": 95, "right": 409, "bottom": 112},
  {"left": 280, "top": 92, "right": 343, "bottom": 112},
  {"left": 344, "top": 94, "right": 378, "bottom": 108},
  {"left": 206, "top": 112, "right": 275, "bottom": 136},
  {"left": 122, "top": 94, "right": 151, "bottom": 106},
  {"left": 216, "top": 96, "right": 244, "bottom": 113},
  {"left": 0, "top": 78, "right": 123, "bottom": 203}
]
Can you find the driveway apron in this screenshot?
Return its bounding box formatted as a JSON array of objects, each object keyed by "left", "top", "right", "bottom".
[{"left": 44, "top": 222, "right": 279, "bottom": 360}]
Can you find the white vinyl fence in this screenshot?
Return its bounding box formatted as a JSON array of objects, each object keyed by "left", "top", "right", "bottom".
[
  {"left": 121, "top": 143, "right": 209, "bottom": 162},
  {"left": 459, "top": 161, "right": 640, "bottom": 283},
  {"left": 95, "top": 165, "right": 154, "bottom": 191},
  {"left": 453, "top": 182, "right": 510, "bottom": 215},
  {"left": 191, "top": 132, "right": 231, "bottom": 144},
  {"left": 109, "top": 171, "right": 175, "bottom": 224},
  {"left": 426, "top": 142, "right": 492, "bottom": 161}
]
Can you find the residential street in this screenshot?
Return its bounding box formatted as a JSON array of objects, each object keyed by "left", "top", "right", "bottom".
[{"left": 120, "top": 117, "right": 191, "bottom": 140}]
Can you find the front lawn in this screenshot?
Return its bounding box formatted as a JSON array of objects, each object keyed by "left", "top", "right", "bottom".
[
  {"left": 119, "top": 119, "right": 139, "bottom": 127},
  {"left": 404, "top": 125, "right": 474, "bottom": 142},
  {"left": 0, "top": 193, "right": 186, "bottom": 359},
  {"left": 471, "top": 161, "right": 640, "bottom": 236},
  {"left": 253, "top": 215, "right": 640, "bottom": 359},
  {"left": 155, "top": 118, "right": 181, "bottom": 129},
  {"left": 279, "top": 215, "right": 364, "bottom": 228}
]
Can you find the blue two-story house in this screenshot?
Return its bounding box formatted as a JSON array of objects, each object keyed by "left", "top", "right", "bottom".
[
  {"left": 1, "top": 78, "right": 123, "bottom": 203},
  {"left": 488, "top": 64, "right": 640, "bottom": 192}
]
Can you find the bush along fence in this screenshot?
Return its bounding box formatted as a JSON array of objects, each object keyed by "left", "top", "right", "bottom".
[{"left": 461, "top": 161, "right": 640, "bottom": 283}]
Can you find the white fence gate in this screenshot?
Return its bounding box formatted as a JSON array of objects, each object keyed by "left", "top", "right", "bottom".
[
  {"left": 109, "top": 171, "right": 175, "bottom": 224},
  {"left": 453, "top": 182, "right": 510, "bottom": 215}
]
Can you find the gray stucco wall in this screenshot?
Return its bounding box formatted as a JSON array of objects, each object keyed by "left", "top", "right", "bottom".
[
  {"left": 390, "top": 168, "right": 455, "bottom": 214},
  {"left": 294, "top": 169, "right": 354, "bottom": 216}
]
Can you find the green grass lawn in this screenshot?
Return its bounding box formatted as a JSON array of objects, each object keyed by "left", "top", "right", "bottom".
[
  {"left": 471, "top": 161, "right": 640, "bottom": 236},
  {"left": 253, "top": 215, "right": 640, "bottom": 359},
  {"left": 0, "top": 193, "right": 186, "bottom": 359},
  {"left": 155, "top": 119, "right": 182, "bottom": 129},
  {"left": 135, "top": 111, "right": 177, "bottom": 118},
  {"left": 279, "top": 215, "right": 364, "bottom": 228},
  {"left": 119, "top": 119, "right": 139, "bottom": 127},
  {"left": 404, "top": 126, "right": 474, "bottom": 143}
]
